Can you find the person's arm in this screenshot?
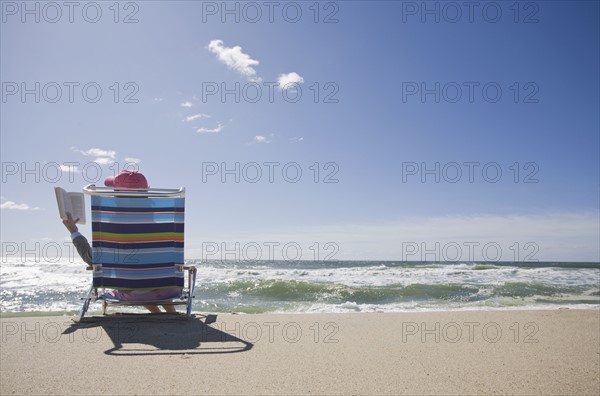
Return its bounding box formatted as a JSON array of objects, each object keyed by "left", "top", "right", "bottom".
[{"left": 63, "top": 212, "right": 93, "bottom": 266}]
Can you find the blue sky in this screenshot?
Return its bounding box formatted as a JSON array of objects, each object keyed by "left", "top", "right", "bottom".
[{"left": 1, "top": 1, "right": 599, "bottom": 262}]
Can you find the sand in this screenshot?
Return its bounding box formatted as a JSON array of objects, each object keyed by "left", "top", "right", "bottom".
[{"left": 1, "top": 309, "right": 599, "bottom": 395}]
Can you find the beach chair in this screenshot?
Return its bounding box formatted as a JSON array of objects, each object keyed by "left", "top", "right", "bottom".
[{"left": 78, "top": 184, "right": 196, "bottom": 319}]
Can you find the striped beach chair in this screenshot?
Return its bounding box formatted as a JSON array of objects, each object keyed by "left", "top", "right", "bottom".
[{"left": 79, "top": 184, "right": 196, "bottom": 319}]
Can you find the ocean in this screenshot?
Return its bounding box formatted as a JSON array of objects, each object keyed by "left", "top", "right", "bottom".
[{"left": 1, "top": 259, "right": 599, "bottom": 315}]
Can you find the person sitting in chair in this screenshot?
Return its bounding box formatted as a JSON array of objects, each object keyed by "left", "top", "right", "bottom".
[{"left": 63, "top": 170, "right": 178, "bottom": 313}]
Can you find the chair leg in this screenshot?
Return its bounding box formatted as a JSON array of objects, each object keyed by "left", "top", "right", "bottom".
[
  {"left": 79, "top": 285, "right": 94, "bottom": 320},
  {"left": 186, "top": 298, "right": 193, "bottom": 317},
  {"left": 79, "top": 298, "right": 90, "bottom": 320},
  {"left": 186, "top": 268, "right": 197, "bottom": 317}
]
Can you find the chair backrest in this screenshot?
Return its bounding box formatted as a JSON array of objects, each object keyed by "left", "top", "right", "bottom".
[{"left": 90, "top": 195, "right": 185, "bottom": 290}]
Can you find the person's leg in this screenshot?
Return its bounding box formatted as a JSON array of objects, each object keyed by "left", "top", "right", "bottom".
[
  {"left": 162, "top": 304, "right": 176, "bottom": 313},
  {"left": 143, "top": 304, "right": 161, "bottom": 313}
]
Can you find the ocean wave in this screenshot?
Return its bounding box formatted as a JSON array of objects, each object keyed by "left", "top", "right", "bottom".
[{"left": 1, "top": 260, "right": 598, "bottom": 314}]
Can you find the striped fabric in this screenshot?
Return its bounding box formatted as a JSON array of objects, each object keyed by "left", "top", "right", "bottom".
[{"left": 91, "top": 196, "right": 185, "bottom": 290}]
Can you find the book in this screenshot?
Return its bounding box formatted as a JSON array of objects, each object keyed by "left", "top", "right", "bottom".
[{"left": 54, "top": 187, "right": 86, "bottom": 224}]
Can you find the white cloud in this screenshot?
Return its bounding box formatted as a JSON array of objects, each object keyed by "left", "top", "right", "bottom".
[
  {"left": 94, "top": 157, "right": 114, "bottom": 165},
  {"left": 254, "top": 135, "right": 270, "bottom": 143},
  {"left": 208, "top": 39, "right": 260, "bottom": 81},
  {"left": 0, "top": 200, "right": 40, "bottom": 210},
  {"left": 277, "top": 72, "right": 304, "bottom": 90},
  {"left": 124, "top": 157, "right": 141, "bottom": 164},
  {"left": 181, "top": 101, "right": 193, "bottom": 108},
  {"left": 184, "top": 113, "right": 211, "bottom": 122},
  {"left": 60, "top": 164, "right": 80, "bottom": 173},
  {"left": 153, "top": 97, "right": 163, "bottom": 102},
  {"left": 197, "top": 123, "right": 224, "bottom": 134},
  {"left": 71, "top": 147, "right": 116, "bottom": 165},
  {"left": 74, "top": 148, "right": 116, "bottom": 159},
  {"left": 290, "top": 137, "right": 304, "bottom": 143}
]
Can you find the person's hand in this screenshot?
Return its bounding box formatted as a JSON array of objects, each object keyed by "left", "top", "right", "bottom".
[{"left": 62, "top": 212, "right": 80, "bottom": 233}]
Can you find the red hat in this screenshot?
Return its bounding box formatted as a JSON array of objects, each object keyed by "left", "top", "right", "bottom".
[{"left": 104, "top": 170, "right": 149, "bottom": 189}]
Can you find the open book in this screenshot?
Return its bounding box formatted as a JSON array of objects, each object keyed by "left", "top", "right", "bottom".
[{"left": 54, "top": 187, "right": 86, "bottom": 224}]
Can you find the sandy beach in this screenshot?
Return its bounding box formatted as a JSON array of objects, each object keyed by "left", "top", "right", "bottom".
[{"left": 1, "top": 309, "right": 598, "bottom": 395}]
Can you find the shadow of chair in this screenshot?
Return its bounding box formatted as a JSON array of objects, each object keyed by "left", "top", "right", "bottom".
[{"left": 62, "top": 314, "right": 253, "bottom": 356}]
